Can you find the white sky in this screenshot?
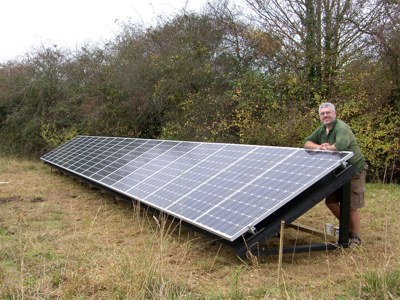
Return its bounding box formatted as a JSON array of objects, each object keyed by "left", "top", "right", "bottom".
[{"left": 0, "top": 0, "right": 206, "bottom": 62}]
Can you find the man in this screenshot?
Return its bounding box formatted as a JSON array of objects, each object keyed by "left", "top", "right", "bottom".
[{"left": 304, "top": 102, "right": 367, "bottom": 245}]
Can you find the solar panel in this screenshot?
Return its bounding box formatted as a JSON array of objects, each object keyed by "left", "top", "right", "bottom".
[{"left": 41, "top": 136, "right": 353, "bottom": 242}]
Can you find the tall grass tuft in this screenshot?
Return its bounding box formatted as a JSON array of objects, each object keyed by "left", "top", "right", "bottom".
[
  {"left": 362, "top": 269, "right": 400, "bottom": 299},
  {"left": 228, "top": 266, "right": 245, "bottom": 299}
]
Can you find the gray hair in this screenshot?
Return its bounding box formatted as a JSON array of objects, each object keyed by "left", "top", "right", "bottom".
[{"left": 319, "top": 102, "right": 336, "bottom": 112}]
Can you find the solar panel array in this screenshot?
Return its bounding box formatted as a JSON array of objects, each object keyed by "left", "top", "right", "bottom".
[{"left": 41, "top": 136, "right": 353, "bottom": 242}]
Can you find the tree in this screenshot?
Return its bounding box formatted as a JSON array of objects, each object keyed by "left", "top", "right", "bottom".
[
  {"left": 0, "top": 45, "right": 71, "bottom": 154},
  {"left": 111, "top": 13, "right": 246, "bottom": 142},
  {"left": 244, "top": 0, "right": 382, "bottom": 100},
  {"left": 367, "top": 0, "right": 400, "bottom": 109}
]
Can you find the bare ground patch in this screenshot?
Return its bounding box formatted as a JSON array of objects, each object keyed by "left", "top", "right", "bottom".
[{"left": 0, "top": 195, "right": 22, "bottom": 204}]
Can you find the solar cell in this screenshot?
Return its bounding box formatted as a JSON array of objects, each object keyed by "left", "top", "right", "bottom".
[{"left": 41, "top": 136, "right": 353, "bottom": 242}]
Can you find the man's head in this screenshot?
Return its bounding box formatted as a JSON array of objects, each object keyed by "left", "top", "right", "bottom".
[{"left": 319, "top": 102, "right": 336, "bottom": 127}]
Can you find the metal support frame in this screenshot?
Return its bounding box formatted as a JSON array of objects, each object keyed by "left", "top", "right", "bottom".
[{"left": 231, "top": 164, "right": 355, "bottom": 257}]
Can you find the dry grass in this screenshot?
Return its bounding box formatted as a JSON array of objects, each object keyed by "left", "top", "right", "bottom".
[{"left": 0, "top": 156, "right": 399, "bottom": 299}]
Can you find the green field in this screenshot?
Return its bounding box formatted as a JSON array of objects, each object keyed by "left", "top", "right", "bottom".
[{"left": 1, "top": 157, "right": 399, "bottom": 299}]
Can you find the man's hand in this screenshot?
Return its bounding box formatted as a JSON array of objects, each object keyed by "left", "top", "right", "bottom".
[
  {"left": 320, "top": 143, "right": 330, "bottom": 150},
  {"left": 304, "top": 141, "right": 337, "bottom": 151},
  {"left": 320, "top": 143, "right": 336, "bottom": 151}
]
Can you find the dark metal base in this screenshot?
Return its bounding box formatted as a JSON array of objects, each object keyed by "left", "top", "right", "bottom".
[{"left": 248, "top": 242, "right": 347, "bottom": 257}]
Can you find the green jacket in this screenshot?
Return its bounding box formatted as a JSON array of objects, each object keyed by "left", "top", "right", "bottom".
[{"left": 304, "top": 119, "right": 365, "bottom": 175}]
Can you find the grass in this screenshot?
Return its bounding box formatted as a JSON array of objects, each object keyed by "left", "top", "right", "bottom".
[{"left": 0, "top": 156, "right": 399, "bottom": 299}]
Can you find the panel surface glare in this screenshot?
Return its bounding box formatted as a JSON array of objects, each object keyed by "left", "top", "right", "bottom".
[{"left": 41, "top": 136, "right": 353, "bottom": 241}]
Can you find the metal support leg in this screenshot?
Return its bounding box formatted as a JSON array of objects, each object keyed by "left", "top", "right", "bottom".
[{"left": 338, "top": 181, "right": 350, "bottom": 246}]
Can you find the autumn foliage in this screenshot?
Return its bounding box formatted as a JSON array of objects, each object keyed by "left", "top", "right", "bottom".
[{"left": 0, "top": 2, "right": 399, "bottom": 182}]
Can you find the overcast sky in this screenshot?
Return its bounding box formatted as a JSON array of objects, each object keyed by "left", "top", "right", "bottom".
[{"left": 1, "top": 0, "right": 206, "bottom": 62}]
